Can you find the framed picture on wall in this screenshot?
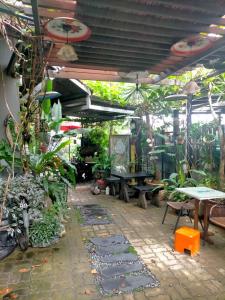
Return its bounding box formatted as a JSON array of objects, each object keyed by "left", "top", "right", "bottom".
[{"left": 110, "top": 135, "right": 130, "bottom": 173}]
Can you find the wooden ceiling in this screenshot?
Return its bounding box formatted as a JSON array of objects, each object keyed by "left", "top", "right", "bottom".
[{"left": 23, "top": 0, "right": 225, "bottom": 83}]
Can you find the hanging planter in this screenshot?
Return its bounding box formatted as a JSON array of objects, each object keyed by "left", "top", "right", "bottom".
[
  {"left": 171, "top": 35, "right": 213, "bottom": 57},
  {"left": 44, "top": 17, "right": 91, "bottom": 42}
]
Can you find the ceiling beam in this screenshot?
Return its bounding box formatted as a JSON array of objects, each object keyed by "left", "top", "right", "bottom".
[
  {"left": 23, "top": 0, "right": 76, "bottom": 11},
  {"left": 77, "top": 7, "right": 220, "bottom": 33},
  {"left": 88, "top": 27, "right": 174, "bottom": 45},
  {"left": 72, "top": 39, "right": 170, "bottom": 54},
  {"left": 52, "top": 41, "right": 170, "bottom": 55},
  {"left": 87, "top": 35, "right": 171, "bottom": 50},
  {"left": 78, "top": 0, "right": 224, "bottom": 25},
  {"left": 48, "top": 57, "right": 155, "bottom": 69},
  {"left": 58, "top": 45, "right": 171, "bottom": 59},
  {"left": 51, "top": 71, "right": 164, "bottom": 83},
  {"left": 24, "top": 6, "right": 74, "bottom": 18},
  {"left": 47, "top": 62, "right": 124, "bottom": 71},
  {"left": 50, "top": 49, "right": 170, "bottom": 63},
  {"left": 148, "top": 0, "right": 225, "bottom": 15}
]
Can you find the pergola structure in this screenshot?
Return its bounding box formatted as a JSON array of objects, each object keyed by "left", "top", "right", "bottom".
[{"left": 17, "top": 0, "right": 225, "bottom": 83}]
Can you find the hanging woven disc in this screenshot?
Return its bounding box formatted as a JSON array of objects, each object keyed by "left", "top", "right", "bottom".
[
  {"left": 171, "top": 35, "right": 213, "bottom": 57},
  {"left": 44, "top": 17, "right": 91, "bottom": 42}
]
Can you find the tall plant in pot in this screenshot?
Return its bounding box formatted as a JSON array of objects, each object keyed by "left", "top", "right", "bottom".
[{"left": 92, "top": 153, "right": 114, "bottom": 178}]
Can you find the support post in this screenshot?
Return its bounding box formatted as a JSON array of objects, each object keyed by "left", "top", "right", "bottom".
[
  {"left": 185, "top": 95, "right": 193, "bottom": 168},
  {"left": 173, "top": 109, "right": 179, "bottom": 145}
]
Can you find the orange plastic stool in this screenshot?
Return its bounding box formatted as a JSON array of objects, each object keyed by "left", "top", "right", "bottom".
[{"left": 174, "top": 226, "right": 200, "bottom": 256}]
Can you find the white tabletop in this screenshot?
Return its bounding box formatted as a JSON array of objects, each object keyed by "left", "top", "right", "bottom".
[{"left": 176, "top": 187, "right": 225, "bottom": 201}]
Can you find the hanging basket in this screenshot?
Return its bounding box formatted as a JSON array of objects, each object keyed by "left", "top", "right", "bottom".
[{"left": 44, "top": 17, "right": 91, "bottom": 42}]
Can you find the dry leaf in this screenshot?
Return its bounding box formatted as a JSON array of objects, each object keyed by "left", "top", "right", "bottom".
[
  {"left": 18, "top": 268, "right": 30, "bottom": 273},
  {"left": 151, "top": 259, "right": 156, "bottom": 264},
  {"left": 42, "top": 258, "right": 48, "bottom": 264},
  {"left": 31, "top": 264, "right": 41, "bottom": 269},
  {"left": 84, "top": 289, "right": 92, "bottom": 295},
  {"left": 91, "top": 269, "right": 98, "bottom": 274},
  {"left": 0, "top": 288, "right": 12, "bottom": 295},
  {"left": 8, "top": 293, "right": 18, "bottom": 299}
]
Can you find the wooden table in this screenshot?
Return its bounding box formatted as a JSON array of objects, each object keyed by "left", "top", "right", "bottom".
[
  {"left": 176, "top": 187, "right": 225, "bottom": 244},
  {"left": 111, "top": 171, "right": 154, "bottom": 202}
]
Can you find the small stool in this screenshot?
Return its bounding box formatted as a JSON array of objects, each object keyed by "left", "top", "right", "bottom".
[{"left": 175, "top": 226, "right": 200, "bottom": 256}]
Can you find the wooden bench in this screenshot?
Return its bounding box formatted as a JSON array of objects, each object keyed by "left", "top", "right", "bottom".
[
  {"left": 106, "top": 176, "right": 121, "bottom": 196},
  {"left": 134, "top": 185, "right": 163, "bottom": 209}
]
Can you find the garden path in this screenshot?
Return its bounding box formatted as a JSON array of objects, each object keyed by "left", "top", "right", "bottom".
[{"left": 1, "top": 184, "right": 225, "bottom": 299}]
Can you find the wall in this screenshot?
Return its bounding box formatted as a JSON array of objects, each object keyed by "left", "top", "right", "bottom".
[{"left": 0, "top": 38, "right": 20, "bottom": 139}]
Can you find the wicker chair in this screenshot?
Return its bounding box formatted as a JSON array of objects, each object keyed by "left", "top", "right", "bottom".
[
  {"left": 209, "top": 201, "right": 225, "bottom": 229},
  {"left": 162, "top": 201, "right": 195, "bottom": 233}
]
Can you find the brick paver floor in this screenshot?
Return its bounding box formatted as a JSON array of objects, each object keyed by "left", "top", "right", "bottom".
[{"left": 1, "top": 184, "right": 225, "bottom": 299}]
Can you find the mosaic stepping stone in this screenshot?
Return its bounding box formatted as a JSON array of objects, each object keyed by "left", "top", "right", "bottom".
[
  {"left": 99, "top": 253, "right": 138, "bottom": 263},
  {"left": 100, "top": 262, "right": 144, "bottom": 278},
  {"left": 100, "top": 274, "right": 159, "bottom": 294},
  {"left": 90, "top": 235, "right": 127, "bottom": 247},
  {"left": 87, "top": 234, "right": 160, "bottom": 295},
  {"left": 94, "top": 244, "right": 130, "bottom": 256}
]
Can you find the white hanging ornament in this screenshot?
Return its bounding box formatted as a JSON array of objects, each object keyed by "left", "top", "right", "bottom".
[{"left": 57, "top": 44, "right": 78, "bottom": 61}]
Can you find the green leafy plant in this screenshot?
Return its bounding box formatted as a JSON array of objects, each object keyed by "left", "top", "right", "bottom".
[
  {"left": 0, "top": 139, "right": 22, "bottom": 173},
  {"left": 1, "top": 175, "right": 45, "bottom": 235},
  {"left": 92, "top": 153, "right": 114, "bottom": 177},
  {"left": 162, "top": 162, "right": 201, "bottom": 201},
  {"left": 29, "top": 207, "right": 61, "bottom": 247},
  {"left": 30, "top": 140, "right": 76, "bottom": 187}
]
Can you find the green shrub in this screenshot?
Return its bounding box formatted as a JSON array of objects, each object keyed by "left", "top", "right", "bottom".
[{"left": 29, "top": 208, "right": 60, "bottom": 247}]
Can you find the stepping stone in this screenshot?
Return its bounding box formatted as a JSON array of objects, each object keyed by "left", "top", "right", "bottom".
[
  {"left": 94, "top": 244, "right": 130, "bottom": 255},
  {"left": 100, "top": 262, "right": 144, "bottom": 278},
  {"left": 84, "top": 211, "right": 108, "bottom": 217},
  {"left": 90, "top": 235, "right": 127, "bottom": 247},
  {"left": 81, "top": 207, "right": 107, "bottom": 212},
  {"left": 99, "top": 253, "right": 138, "bottom": 263},
  {"left": 100, "top": 274, "right": 159, "bottom": 294},
  {"left": 84, "top": 219, "right": 111, "bottom": 225},
  {"left": 75, "top": 204, "right": 112, "bottom": 226},
  {"left": 86, "top": 234, "right": 160, "bottom": 295},
  {"left": 82, "top": 204, "right": 99, "bottom": 208}
]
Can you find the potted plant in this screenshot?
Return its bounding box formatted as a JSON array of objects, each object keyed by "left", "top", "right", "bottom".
[{"left": 92, "top": 153, "right": 114, "bottom": 179}]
